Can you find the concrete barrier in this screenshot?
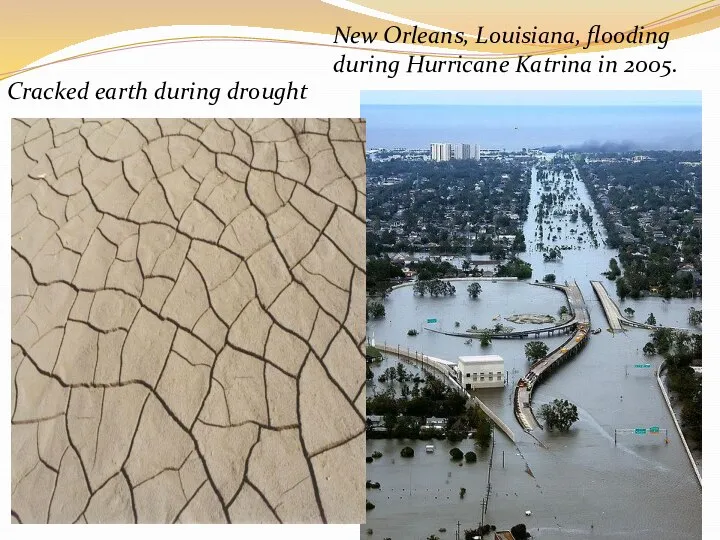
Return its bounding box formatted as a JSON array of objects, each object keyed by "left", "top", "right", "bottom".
[
  {"left": 656, "top": 362, "right": 701, "bottom": 487},
  {"left": 371, "top": 343, "right": 516, "bottom": 443}
]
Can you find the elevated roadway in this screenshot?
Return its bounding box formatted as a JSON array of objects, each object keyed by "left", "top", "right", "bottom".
[
  {"left": 591, "top": 280, "right": 695, "bottom": 333},
  {"left": 424, "top": 282, "right": 581, "bottom": 339},
  {"left": 513, "top": 282, "right": 591, "bottom": 431},
  {"left": 370, "top": 343, "right": 516, "bottom": 442}
]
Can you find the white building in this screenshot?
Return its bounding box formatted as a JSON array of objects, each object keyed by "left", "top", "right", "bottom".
[
  {"left": 451, "top": 143, "right": 462, "bottom": 160},
  {"left": 432, "top": 142, "right": 480, "bottom": 161},
  {"left": 431, "top": 143, "right": 452, "bottom": 162},
  {"left": 451, "top": 143, "right": 474, "bottom": 160},
  {"left": 457, "top": 355, "right": 505, "bottom": 389},
  {"left": 452, "top": 143, "right": 477, "bottom": 160}
]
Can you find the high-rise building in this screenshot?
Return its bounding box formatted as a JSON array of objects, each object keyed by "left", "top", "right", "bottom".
[
  {"left": 469, "top": 144, "right": 479, "bottom": 160},
  {"left": 431, "top": 142, "right": 480, "bottom": 161},
  {"left": 451, "top": 143, "right": 463, "bottom": 160},
  {"left": 431, "top": 143, "right": 452, "bottom": 162}
]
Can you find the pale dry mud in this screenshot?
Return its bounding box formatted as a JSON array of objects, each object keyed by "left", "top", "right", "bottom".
[{"left": 10, "top": 118, "right": 366, "bottom": 524}]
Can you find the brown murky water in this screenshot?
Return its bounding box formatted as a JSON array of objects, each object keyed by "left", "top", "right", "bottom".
[{"left": 364, "top": 165, "right": 701, "bottom": 539}]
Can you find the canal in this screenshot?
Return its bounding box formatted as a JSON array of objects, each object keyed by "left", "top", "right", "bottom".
[{"left": 364, "top": 161, "right": 701, "bottom": 539}]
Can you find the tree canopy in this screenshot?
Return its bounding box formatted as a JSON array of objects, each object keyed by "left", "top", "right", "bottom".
[
  {"left": 525, "top": 341, "right": 549, "bottom": 361},
  {"left": 496, "top": 257, "right": 532, "bottom": 279},
  {"left": 367, "top": 257, "right": 404, "bottom": 296},
  {"left": 654, "top": 329, "right": 702, "bottom": 447},
  {"left": 467, "top": 282, "right": 482, "bottom": 298},
  {"left": 414, "top": 279, "right": 456, "bottom": 297},
  {"left": 539, "top": 398, "right": 579, "bottom": 432},
  {"left": 367, "top": 302, "right": 385, "bottom": 319}
]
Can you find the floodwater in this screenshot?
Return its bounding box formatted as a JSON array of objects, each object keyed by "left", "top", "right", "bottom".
[{"left": 364, "top": 163, "right": 701, "bottom": 539}]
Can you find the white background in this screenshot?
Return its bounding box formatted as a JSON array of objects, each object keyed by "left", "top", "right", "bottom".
[{"left": 0, "top": 24, "right": 716, "bottom": 539}]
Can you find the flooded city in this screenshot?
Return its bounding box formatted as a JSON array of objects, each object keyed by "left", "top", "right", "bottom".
[{"left": 364, "top": 163, "right": 701, "bottom": 539}]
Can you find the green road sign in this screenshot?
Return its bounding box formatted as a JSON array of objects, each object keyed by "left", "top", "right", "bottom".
[
  {"left": 635, "top": 428, "right": 647, "bottom": 435},
  {"left": 426, "top": 318, "right": 438, "bottom": 324},
  {"left": 634, "top": 363, "right": 651, "bottom": 368},
  {"left": 649, "top": 426, "right": 660, "bottom": 433}
]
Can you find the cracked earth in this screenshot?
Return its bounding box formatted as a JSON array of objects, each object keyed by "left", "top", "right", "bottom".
[{"left": 11, "top": 118, "right": 366, "bottom": 524}]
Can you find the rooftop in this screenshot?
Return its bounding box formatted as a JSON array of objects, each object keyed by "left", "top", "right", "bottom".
[{"left": 458, "top": 355, "right": 504, "bottom": 364}]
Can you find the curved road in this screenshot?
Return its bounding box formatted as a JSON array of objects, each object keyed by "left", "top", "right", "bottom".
[
  {"left": 513, "top": 281, "right": 590, "bottom": 430},
  {"left": 591, "top": 280, "right": 695, "bottom": 333},
  {"left": 370, "top": 343, "right": 517, "bottom": 442},
  {"left": 424, "top": 282, "right": 578, "bottom": 339}
]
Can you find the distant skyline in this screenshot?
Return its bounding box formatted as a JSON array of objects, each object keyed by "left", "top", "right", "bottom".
[{"left": 361, "top": 91, "right": 701, "bottom": 151}]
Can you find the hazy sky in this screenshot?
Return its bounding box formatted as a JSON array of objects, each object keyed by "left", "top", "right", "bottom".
[{"left": 361, "top": 91, "right": 701, "bottom": 151}]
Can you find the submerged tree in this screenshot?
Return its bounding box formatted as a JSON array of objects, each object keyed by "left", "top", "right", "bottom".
[
  {"left": 652, "top": 327, "right": 674, "bottom": 355},
  {"left": 474, "top": 420, "right": 492, "bottom": 449},
  {"left": 616, "top": 277, "right": 630, "bottom": 300},
  {"left": 467, "top": 282, "right": 482, "bottom": 298},
  {"left": 643, "top": 342, "right": 657, "bottom": 356},
  {"left": 539, "top": 398, "right": 579, "bottom": 432},
  {"left": 510, "top": 524, "right": 532, "bottom": 539},
  {"left": 415, "top": 279, "right": 456, "bottom": 297},
  {"left": 368, "top": 302, "right": 386, "bottom": 319},
  {"left": 525, "top": 340, "right": 549, "bottom": 362}
]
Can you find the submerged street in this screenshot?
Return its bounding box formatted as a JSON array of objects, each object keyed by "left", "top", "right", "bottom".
[{"left": 364, "top": 161, "right": 701, "bottom": 539}]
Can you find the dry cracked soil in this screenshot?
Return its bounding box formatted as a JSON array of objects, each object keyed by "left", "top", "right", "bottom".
[{"left": 11, "top": 118, "right": 366, "bottom": 524}]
